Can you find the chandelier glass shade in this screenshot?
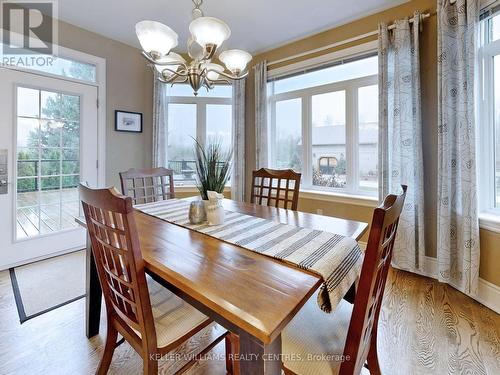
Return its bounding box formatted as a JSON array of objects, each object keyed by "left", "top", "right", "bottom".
[
  {"left": 153, "top": 52, "right": 185, "bottom": 77},
  {"left": 135, "top": 0, "right": 251, "bottom": 95},
  {"left": 135, "top": 21, "right": 178, "bottom": 55},
  {"left": 189, "top": 17, "right": 231, "bottom": 49}
]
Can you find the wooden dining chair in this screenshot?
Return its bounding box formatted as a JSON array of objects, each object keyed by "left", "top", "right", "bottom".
[
  {"left": 250, "top": 168, "right": 302, "bottom": 210},
  {"left": 119, "top": 167, "right": 175, "bottom": 205},
  {"left": 281, "top": 185, "right": 407, "bottom": 375},
  {"left": 79, "top": 185, "right": 232, "bottom": 375}
]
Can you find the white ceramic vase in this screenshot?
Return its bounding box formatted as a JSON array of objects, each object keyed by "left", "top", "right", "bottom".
[{"left": 206, "top": 191, "right": 225, "bottom": 226}]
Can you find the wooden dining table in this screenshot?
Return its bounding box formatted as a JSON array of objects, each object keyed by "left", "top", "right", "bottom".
[{"left": 78, "top": 197, "right": 368, "bottom": 375}]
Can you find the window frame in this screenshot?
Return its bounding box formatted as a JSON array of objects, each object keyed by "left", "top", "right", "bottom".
[
  {"left": 478, "top": 16, "right": 500, "bottom": 217},
  {"left": 166, "top": 88, "right": 232, "bottom": 187},
  {"left": 268, "top": 72, "right": 378, "bottom": 196}
]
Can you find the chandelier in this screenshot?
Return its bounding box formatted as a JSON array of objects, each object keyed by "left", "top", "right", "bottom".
[{"left": 135, "top": 0, "right": 252, "bottom": 96}]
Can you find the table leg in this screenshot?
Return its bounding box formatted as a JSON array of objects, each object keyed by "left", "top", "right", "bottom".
[
  {"left": 237, "top": 332, "right": 282, "bottom": 375},
  {"left": 85, "top": 232, "right": 102, "bottom": 338}
]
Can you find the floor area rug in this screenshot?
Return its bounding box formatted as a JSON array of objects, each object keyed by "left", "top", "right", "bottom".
[{"left": 9, "top": 250, "right": 85, "bottom": 323}]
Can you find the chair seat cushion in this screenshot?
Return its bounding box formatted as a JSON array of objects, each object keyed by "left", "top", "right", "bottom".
[
  {"left": 146, "top": 275, "right": 210, "bottom": 348},
  {"left": 282, "top": 291, "right": 353, "bottom": 375}
]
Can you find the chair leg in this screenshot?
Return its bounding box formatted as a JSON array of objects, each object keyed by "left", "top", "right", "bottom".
[
  {"left": 96, "top": 324, "right": 118, "bottom": 375},
  {"left": 226, "top": 333, "right": 240, "bottom": 375},
  {"left": 366, "top": 337, "right": 381, "bottom": 375},
  {"left": 224, "top": 334, "right": 233, "bottom": 375},
  {"left": 143, "top": 355, "right": 158, "bottom": 375}
]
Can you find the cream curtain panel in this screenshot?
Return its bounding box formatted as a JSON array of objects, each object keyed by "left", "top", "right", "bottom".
[
  {"left": 152, "top": 76, "right": 169, "bottom": 168},
  {"left": 437, "top": 0, "right": 480, "bottom": 296},
  {"left": 254, "top": 61, "right": 269, "bottom": 169},
  {"left": 231, "top": 79, "right": 246, "bottom": 201},
  {"left": 378, "top": 13, "right": 428, "bottom": 275}
]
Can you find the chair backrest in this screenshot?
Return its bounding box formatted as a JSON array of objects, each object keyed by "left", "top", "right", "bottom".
[
  {"left": 250, "top": 168, "right": 301, "bottom": 210},
  {"left": 79, "top": 184, "right": 157, "bottom": 348},
  {"left": 119, "top": 167, "right": 175, "bottom": 205},
  {"left": 340, "top": 185, "right": 407, "bottom": 375}
]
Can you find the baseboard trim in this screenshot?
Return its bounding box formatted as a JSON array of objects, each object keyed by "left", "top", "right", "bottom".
[
  {"left": 476, "top": 278, "right": 500, "bottom": 314},
  {"left": 357, "top": 243, "right": 500, "bottom": 314},
  {"left": 421, "top": 256, "right": 500, "bottom": 314},
  {"left": 411, "top": 256, "right": 499, "bottom": 314}
]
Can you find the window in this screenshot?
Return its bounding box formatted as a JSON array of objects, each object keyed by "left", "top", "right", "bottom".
[
  {"left": 274, "top": 98, "right": 302, "bottom": 171},
  {"left": 1, "top": 43, "right": 97, "bottom": 83},
  {"left": 479, "top": 12, "right": 500, "bottom": 214},
  {"left": 268, "top": 54, "right": 378, "bottom": 196},
  {"left": 166, "top": 84, "right": 232, "bottom": 186},
  {"left": 16, "top": 87, "right": 81, "bottom": 239}
]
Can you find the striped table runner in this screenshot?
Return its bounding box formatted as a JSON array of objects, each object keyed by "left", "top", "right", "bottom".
[{"left": 135, "top": 199, "right": 363, "bottom": 313}]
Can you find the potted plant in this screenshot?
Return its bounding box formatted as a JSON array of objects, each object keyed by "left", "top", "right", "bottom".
[{"left": 193, "top": 138, "right": 232, "bottom": 202}]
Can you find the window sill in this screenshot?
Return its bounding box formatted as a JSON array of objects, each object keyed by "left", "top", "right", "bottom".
[
  {"left": 479, "top": 213, "right": 500, "bottom": 234},
  {"left": 175, "top": 185, "right": 231, "bottom": 194},
  {"left": 299, "top": 189, "right": 379, "bottom": 208}
]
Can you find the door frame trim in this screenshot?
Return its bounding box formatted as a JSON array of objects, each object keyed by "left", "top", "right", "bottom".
[{"left": 1, "top": 44, "right": 106, "bottom": 186}]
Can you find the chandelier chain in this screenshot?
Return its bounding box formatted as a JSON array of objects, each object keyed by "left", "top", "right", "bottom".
[
  {"left": 192, "top": 0, "right": 203, "bottom": 9},
  {"left": 192, "top": 0, "right": 204, "bottom": 18}
]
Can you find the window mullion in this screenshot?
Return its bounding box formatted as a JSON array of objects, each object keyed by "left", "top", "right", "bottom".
[
  {"left": 483, "top": 51, "right": 497, "bottom": 211},
  {"left": 302, "top": 94, "right": 312, "bottom": 188},
  {"left": 352, "top": 84, "right": 360, "bottom": 195},
  {"left": 479, "top": 17, "right": 500, "bottom": 214},
  {"left": 197, "top": 103, "right": 206, "bottom": 146},
  {"left": 269, "top": 98, "right": 277, "bottom": 168},
  {"left": 345, "top": 86, "right": 356, "bottom": 194}
]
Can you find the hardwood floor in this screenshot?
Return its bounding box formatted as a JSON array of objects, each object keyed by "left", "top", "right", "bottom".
[{"left": 0, "top": 268, "right": 498, "bottom": 374}]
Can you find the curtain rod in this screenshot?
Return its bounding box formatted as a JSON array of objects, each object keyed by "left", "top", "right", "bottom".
[{"left": 268, "top": 12, "right": 432, "bottom": 67}]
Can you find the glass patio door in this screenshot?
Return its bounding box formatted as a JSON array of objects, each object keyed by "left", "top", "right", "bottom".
[{"left": 0, "top": 68, "right": 98, "bottom": 268}]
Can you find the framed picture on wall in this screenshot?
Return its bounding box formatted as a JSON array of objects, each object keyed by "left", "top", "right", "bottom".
[{"left": 115, "top": 110, "right": 143, "bottom": 133}]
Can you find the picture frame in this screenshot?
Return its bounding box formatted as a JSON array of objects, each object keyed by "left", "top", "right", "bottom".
[{"left": 115, "top": 110, "right": 143, "bottom": 133}]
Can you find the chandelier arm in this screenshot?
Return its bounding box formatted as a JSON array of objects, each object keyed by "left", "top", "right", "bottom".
[
  {"left": 199, "top": 45, "right": 217, "bottom": 62},
  {"left": 170, "top": 76, "right": 189, "bottom": 85},
  {"left": 141, "top": 51, "right": 162, "bottom": 64},
  {"left": 208, "top": 78, "right": 232, "bottom": 85},
  {"left": 155, "top": 61, "right": 188, "bottom": 69},
  {"left": 157, "top": 76, "right": 170, "bottom": 84},
  {"left": 157, "top": 70, "right": 188, "bottom": 85},
  {"left": 211, "top": 70, "right": 249, "bottom": 80},
  {"left": 141, "top": 51, "right": 188, "bottom": 70},
  {"left": 160, "top": 67, "right": 189, "bottom": 77},
  {"left": 204, "top": 77, "right": 213, "bottom": 86}
]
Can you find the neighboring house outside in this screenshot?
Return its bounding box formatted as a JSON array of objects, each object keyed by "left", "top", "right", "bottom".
[{"left": 311, "top": 123, "right": 378, "bottom": 190}]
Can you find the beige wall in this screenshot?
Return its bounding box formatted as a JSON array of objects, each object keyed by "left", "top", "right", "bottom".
[
  {"left": 479, "top": 229, "right": 500, "bottom": 286},
  {"left": 243, "top": 0, "right": 499, "bottom": 287},
  {"left": 56, "top": 20, "right": 153, "bottom": 189}
]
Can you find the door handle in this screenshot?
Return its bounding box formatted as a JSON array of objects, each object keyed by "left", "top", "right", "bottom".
[{"left": 0, "top": 149, "right": 7, "bottom": 194}]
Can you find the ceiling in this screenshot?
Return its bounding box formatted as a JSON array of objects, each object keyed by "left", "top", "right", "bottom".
[{"left": 56, "top": 0, "right": 408, "bottom": 54}]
